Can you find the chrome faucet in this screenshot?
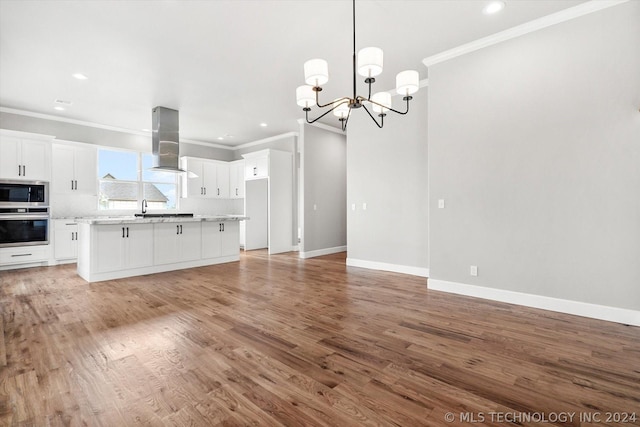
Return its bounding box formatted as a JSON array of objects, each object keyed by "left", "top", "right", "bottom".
[{"left": 141, "top": 199, "right": 148, "bottom": 214}]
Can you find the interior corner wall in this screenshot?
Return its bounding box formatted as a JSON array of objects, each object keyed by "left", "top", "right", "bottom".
[
  {"left": 428, "top": 2, "right": 640, "bottom": 311},
  {"left": 346, "top": 92, "right": 428, "bottom": 273},
  {"left": 301, "top": 124, "right": 346, "bottom": 254}
]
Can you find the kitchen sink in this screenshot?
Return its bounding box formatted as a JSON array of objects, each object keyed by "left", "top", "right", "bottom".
[{"left": 134, "top": 213, "right": 194, "bottom": 218}]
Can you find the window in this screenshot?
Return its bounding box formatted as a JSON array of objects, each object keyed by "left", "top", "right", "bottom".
[{"left": 98, "top": 149, "right": 178, "bottom": 210}]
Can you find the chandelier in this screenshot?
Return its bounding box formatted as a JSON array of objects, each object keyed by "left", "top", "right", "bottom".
[{"left": 296, "top": 0, "right": 420, "bottom": 131}]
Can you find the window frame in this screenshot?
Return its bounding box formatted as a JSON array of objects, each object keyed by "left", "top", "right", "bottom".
[{"left": 97, "top": 147, "right": 180, "bottom": 211}]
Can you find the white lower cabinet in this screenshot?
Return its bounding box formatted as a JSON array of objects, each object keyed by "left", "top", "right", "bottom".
[
  {"left": 54, "top": 220, "right": 78, "bottom": 260},
  {"left": 0, "top": 245, "right": 50, "bottom": 267},
  {"left": 202, "top": 221, "right": 239, "bottom": 259},
  {"left": 154, "top": 222, "right": 201, "bottom": 264},
  {"left": 77, "top": 219, "right": 241, "bottom": 282},
  {"left": 93, "top": 223, "right": 154, "bottom": 273}
]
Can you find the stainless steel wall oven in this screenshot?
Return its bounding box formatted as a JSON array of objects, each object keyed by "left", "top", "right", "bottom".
[{"left": 0, "top": 180, "right": 50, "bottom": 247}]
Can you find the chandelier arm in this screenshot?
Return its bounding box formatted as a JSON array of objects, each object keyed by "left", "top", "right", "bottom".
[
  {"left": 316, "top": 93, "right": 350, "bottom": 109},
  {"left": 361, "top": 104, "right": 384, "bottom": 129},
  {"left": 341, "top": 107, "right": 353, "bottom": 131},
  {"left": 305, "top": 99, "right": 350, "bottom": 124},
  {"left": 380, "top": 96, "right": 412, "bottom": 115}
]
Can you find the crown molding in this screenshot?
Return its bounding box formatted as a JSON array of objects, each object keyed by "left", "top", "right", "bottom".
[
  {"left": 0, "top": 106, "right": 237, "bottom": 150},
  {"left": 232, "top": 131, "right": 299, "bottom": 150},
  {"left": 422, "top": 0, "right": 629, "bottom": 68}
]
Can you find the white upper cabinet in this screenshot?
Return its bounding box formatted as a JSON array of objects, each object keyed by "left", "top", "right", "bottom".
[
  {"left": 244, "top": 153, "right": 269, "bottom": 180},
  {"left": 51, "top": 143, "right": 97, "bottom": 195},
  {"left": 181, "top": 157, "right": 234, "bottom": 199},
  {"left": 0, "top": 133, "right": 52, "bottom": 181},
  {"left": 229, "top": 160, "right": 245, "bottom": 199}
]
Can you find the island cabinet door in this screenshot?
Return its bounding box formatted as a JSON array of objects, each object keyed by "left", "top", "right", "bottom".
[
  {"left": 220, "top": 221, "right": 239, "bottom": 257},
  {"left": 94, "top": 225, "right": 125, "bottom": 273},
  {"left": 179, "top": 222, "right": 202, "bottom": 262},
  {"left": 94, "top": 224, "right": 153, "bottom": 273},
  {"left": 126, "top": 224, "right": 154, "bottom": 269},
  {"left": 154, "top": 223, "right": 179, "bottom": 265},
  {"left": 201, "top": 222, "right": 223, "bottom": 259}
]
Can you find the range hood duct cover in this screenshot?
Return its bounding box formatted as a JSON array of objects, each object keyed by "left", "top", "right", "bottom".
[{"left": 151, "top": 106, "right": 188, "bottom": 173}]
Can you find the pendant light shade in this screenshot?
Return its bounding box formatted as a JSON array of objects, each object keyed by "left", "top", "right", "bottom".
[
  {"left": 333, "top": 101, "right": 349, "bottom": 118},
  {"left": 396, "top": 70, "right": 420, "bottom": 96},
  {"left": 296, "top": 85, "right": 315, "bottom": 108},
  {"left": 357, "top": 47, "right": 383, "bottom": 77},
  {"left": 371, "top": 92, "right": 391, "bottom": 114},
  {"left": 304, "top": 59, "right": 329, "bottom": 86}
]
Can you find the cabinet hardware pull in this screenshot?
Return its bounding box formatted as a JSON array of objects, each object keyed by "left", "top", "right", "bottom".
[
  {"left": 180, "top": 225, "right": 183, "bottom": 234},
  {"left": 177, "top": 225, "right": 180, "bottom": 234},
  {"left": 126, "top": 227, "right": 129, "bottom": 238},
  {"left": 222, "top": 223, "right": 225, "bottom": 232},
  {"left": 11, "top": 253, "right": 32, "bottom": 257},
  {"left": 219, "top": 223, "right": 222, "bottom": 232},
  {"left": 236, "top": 188, "right": 238, "bottom": 196},
  {"left": 204, "top": 187, "right": 207, "bottom": 195},
  {"left": 74, "top": 180, "right": 78, "bottom": 190},
  {"left": 217, "top": 188, "right": 220, "bottom": 196},
  {"left": 18, "top": 165, "right": 21, "bottom": 176},
  {"left": 71, "top": 232, "right": 74, "bottom": 241},
  {"left": 71, "top": 180, "right": 74, "bottom": 190},
  {"left": 253, "top": 167, "right": 257, "bottom": 176},
  {"left": 22, "top": 165, "right": 25, "bottom": 176},
  {"left": 122, "top": 227, "right": 125, "bottom": 238}
]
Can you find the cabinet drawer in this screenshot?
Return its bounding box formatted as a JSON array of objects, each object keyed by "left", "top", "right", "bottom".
[{"left": 0, "top": 245, "right": 50, "bottom": 265}]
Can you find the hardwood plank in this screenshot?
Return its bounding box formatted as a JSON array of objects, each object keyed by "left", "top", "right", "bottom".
[{"left": 0, "top": 250, "right": 639, "bottom": 426}]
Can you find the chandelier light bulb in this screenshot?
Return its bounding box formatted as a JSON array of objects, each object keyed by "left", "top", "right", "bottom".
[
  {"left": 304, "top": 59, "right": 329, "bottom": 87},
  {"left": 371, "top": 92, "right": 392, "bottom": 114},
  {"left": 333, "top": 101, "right": 349, "bottom": 119},
  {"left": 296, "top": 85, "right": 315, "bottom": 108},
  {"left": 396, "top": 70, "right": 420, "bottom": 96},
  {"left": 357, "top": 47, "right": 383, "bottom": 77}
]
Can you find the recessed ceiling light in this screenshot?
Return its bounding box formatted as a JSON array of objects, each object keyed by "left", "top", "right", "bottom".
[
  {"left": 217, "top": 137, "right": 224, "bottom": 140},
  {"left": 54, "top": 106, "right": 65, "bottom": 111},
  {"left": 72, "top": 73, "right": 88, "bottom": 80},
  {"left": 260, "top": 123, "right": 268, "bottom": 127},
  {"left": 142, "top": 128, "right": 151, "bottom": 132},
  {"left": 483, "top": 1, "right": 505, "bottom": 15}
]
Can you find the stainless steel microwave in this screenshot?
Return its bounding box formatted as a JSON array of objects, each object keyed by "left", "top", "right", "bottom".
[{"left": 0, "top": 180, "right": 49, "bottom": 206}]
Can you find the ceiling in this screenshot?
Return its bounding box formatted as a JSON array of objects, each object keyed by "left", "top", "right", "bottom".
[{"left": 0, "top": 0, "right": 586, "bottom": 147}]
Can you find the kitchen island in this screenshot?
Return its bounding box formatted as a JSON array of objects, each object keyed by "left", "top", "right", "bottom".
[{"left": 76, "top": 215, "right": 247, "bottom": 282}]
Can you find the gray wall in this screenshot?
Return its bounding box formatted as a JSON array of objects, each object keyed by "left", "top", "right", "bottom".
[
  {"left": 0, "top": 111, "right": 234, "bottom": 160},
  {"left": 428, "top": 2, "right": 640, "bottom": 310},
  {"left": 302, "top": 124, "right": 347, "bottom": 253},
  {"left": 346, "top": 93, "right": 429, "bottom": 269}
]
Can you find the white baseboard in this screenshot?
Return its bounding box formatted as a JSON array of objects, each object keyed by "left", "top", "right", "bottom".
[
  {"left": 346, "top": 258, "right": 429, "bottom": 278},
  {"left": 429, "top": 279, "right": 640, "bottom": 327},
  {"left": 300, "top": 245, "right": 346, "bottom": 259}
]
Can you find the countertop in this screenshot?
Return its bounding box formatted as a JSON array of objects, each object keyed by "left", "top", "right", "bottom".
[{"left": 56, "top": 215, "right": 248, "bottom": 225}]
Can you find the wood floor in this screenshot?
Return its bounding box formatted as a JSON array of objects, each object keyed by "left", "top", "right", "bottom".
[{"left": 1, "top": 251, "right": 639, "bottom": 426}]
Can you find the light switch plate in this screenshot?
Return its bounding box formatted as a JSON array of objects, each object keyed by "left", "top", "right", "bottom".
[
  {"left": 438, "top": 199, "right": 445, "bottom": 209},
  {"left": 362, "top": 203, "right": 367, "bottom": 210},
  {"left": 470, "top": 265, "right": 478, "bottom": 276}
]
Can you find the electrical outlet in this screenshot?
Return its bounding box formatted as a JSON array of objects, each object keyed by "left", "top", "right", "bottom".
[
  {"left": 351, "top": 203, "right": 356, "bottom": 211},
  {"left": 470, "top": 265, "right": 478, "bottom": 276},
  {"left": 362, "top": 203, "right": 367, "bottom": 210},
  {"left": 313, "top": 204, "right": 317, "bottom": 211},
  {"left": 438, "top": 199, "right": 445, "bottom": 209}
]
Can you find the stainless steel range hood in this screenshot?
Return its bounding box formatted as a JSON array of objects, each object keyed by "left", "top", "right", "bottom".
[{"left": 150, "top": 106, "right": 188, "bottom": 174}]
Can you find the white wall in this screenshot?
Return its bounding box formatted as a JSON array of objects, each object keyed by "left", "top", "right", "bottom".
[
  {"left": 300, "top": 124, "right": 346, "bottom": 256},
  {"left": 428, "top": 2, "right": 640, "bottom": 315},
  {"left": 346, "top": 92, "right": 429, "bottom": 276}
]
